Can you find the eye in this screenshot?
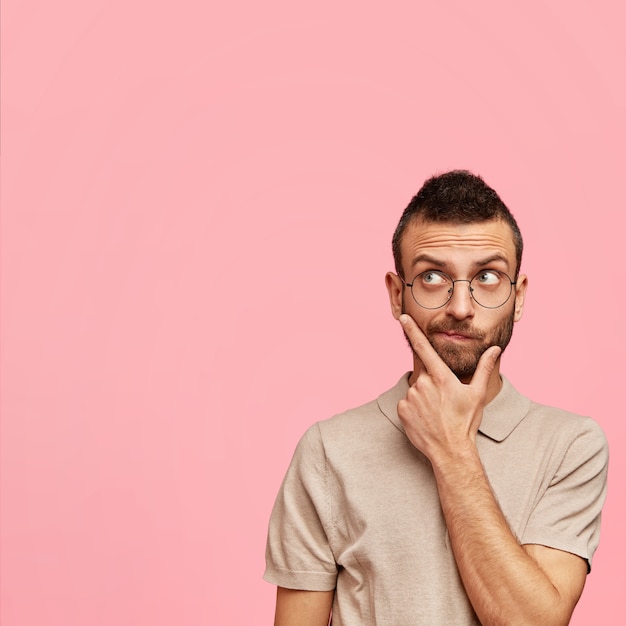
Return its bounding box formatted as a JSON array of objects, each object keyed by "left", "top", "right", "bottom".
[
  {"left": 474, "top": 270, "right": 501, "bottom": 285},
  {"left": 421, "top": 271, "right": 447, "bottom": 285}
]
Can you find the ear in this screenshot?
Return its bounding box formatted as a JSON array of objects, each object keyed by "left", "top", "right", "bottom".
[
  {"left": 385, "top": 272, "right": 404, "bottom": 320},
  {"left": 513, "top": 274, "right": 528, "bottom": 322}
]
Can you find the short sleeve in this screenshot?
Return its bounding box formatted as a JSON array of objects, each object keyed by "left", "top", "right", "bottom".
[
  {"left": 521, "top": 418, "right": 608, "bottom": 570},
  {"left": 264, "top": 423, "right": 338, "bottom": 590}
]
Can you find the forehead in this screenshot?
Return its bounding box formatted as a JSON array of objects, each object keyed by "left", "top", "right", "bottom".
[{"left": 401, "top": 218, "right": 517, "bottom": 273}]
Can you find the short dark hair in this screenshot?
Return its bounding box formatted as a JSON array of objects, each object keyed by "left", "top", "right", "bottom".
[{"left": 392, "top": 170, "right": 523, "bottom": 278}]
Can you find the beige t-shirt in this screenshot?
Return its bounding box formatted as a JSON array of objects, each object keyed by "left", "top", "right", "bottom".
[{"left": 264, "top": 374, "right": 608, "bottom": 625}]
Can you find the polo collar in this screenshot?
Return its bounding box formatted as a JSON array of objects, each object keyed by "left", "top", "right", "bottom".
[{"left": 377, "top": 373, "right": 531, "bottom": 443}]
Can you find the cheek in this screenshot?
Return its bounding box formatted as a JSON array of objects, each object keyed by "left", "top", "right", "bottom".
[
  {"left": 402, "top": 300, "right": 435, "bottom": 333},
  {"left": 488, "top": 310, "right": 516, "bottom": 337}
]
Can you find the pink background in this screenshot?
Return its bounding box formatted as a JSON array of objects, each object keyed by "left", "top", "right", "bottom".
[{"left": 2, "top": 1, "right": 624, "bottom": 624}]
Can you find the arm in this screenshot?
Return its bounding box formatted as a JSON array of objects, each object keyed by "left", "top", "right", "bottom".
[
  {"left": 432, "top": 444, "right": 586, "bottom": 625},
  {"left": 397, "top": 314, "right": 588, "bottom": 625},
  {"left": 274, "top": 588, "right": 334, "bottom": 626},
  {"left": 265, "top": 426, "right": 337, "bottom": 625}
]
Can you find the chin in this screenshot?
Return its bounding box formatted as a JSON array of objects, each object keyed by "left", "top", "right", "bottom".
[{"left": 435, "top": 344, "right": 484, "bottom": 380}]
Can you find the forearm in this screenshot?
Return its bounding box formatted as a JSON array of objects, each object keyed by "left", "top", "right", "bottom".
[{"left": 433, "top": 447, "right": 573, "bottom": 626}]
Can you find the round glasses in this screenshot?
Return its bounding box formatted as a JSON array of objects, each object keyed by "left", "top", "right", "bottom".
[{"left": 404, "top": 269, "right": 516, "bottom": 309}]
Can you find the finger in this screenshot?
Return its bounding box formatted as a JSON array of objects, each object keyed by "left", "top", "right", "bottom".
[
  {"left": 470, "top": 345, "right": 502, "bottom": 393},
  {"left": 399, "top": 313, "right": 449, "bottom": 377}
]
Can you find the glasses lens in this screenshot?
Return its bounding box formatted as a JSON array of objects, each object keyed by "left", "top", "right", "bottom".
[
  {"left": 469, "top": 270, "right": 513, "bottom": 308},
  {"left": 410, "top": 270, "right": 513, "bottom": 309},
  {"left": 410, "top": 271, "right": 453, "bottom": 309}
]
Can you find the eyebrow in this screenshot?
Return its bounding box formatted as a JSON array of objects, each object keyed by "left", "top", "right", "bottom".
[
  {"left": 410, "top": 253, "right": 511, "bottom": 270},
  {"left": 410, "top": 254, "right": 446, "bottom": 269}
]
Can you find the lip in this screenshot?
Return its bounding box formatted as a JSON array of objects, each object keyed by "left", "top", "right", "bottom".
[{"left": 436, "top": 331, "right": 476, "bottom": 341}]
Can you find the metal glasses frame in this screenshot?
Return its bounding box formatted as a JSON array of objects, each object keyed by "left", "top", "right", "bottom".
[{"left": 404, "top": 269, "right": 517, "bottom": 310}]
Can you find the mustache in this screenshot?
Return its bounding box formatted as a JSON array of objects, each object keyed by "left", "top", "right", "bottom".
[{"left": 426, "top": 321, "right": 486, "bottom": 340}]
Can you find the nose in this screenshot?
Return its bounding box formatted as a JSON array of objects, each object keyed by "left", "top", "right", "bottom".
[{"left": 445, "top": 279, "right": 475, "bottom": 320}]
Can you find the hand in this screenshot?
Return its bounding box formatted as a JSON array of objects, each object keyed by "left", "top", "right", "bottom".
[{"left": 397, "top": 314, "right": 501, "bottom": 464}]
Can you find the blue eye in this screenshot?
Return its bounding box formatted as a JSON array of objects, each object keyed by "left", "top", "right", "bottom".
[
  {"left": 421, "top": 271, "right": 446, "bottom": 285},
  {"left": 475, "top": 271, "right": 501, "bottom": 285}
]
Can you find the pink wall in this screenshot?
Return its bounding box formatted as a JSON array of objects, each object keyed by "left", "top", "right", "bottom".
[{"left": 2, "top": 1, "right": 624, "bottom": 624}]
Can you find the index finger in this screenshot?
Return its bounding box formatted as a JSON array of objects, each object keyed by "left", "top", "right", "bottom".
[{"left": 399, "top": 313, "right": 450, "bottom": 377}]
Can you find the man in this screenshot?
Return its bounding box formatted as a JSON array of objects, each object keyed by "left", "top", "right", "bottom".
[{"left": 264, "top": 170, "right": 608, "bottom": 625}]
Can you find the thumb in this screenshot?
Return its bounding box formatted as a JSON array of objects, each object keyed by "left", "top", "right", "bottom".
[{"left": 470, "top": 345, "right": 502, "bottom": 392}]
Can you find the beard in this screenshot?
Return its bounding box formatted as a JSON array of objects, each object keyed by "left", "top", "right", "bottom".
[{"left": 402, "top": 302, "right": 515, "bottom": 381}]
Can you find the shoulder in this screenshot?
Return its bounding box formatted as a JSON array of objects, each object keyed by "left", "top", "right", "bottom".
[
  {"left": 294, "top": 398, "right": 388, "bottom": 461},
  {"left": 510, "top": 395, "right": 609, "bottom": 486},
  {"left": 524, "top": 401, "right": 608, "bottom": 453},
  {"left": 486, "top": 376, "right": 608, "bottom": 454},
  {"left": 295, "top": 374, "right": 411, "bottom": 460},
  {"left": 318, "top": 397, "right": 383, "bottom": 434}
]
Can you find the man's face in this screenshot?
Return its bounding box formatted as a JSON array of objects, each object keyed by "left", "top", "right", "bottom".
[{"left": 386, "top": 218, "right": 527, "bottom": 382}]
